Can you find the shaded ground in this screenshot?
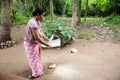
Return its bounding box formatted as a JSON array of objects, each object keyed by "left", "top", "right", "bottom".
[{"left": 0, "top": 26, "right": 120, "bottom": 80}]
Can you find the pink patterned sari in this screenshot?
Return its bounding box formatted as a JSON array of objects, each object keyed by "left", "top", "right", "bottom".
[
  {"left": 24, "top": 41, "right": 43, "bottom": 77},
  {"left": 24, "top": 18, "right": 43, "bottom": 77}
]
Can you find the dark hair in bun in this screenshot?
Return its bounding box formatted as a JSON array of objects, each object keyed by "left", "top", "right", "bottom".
[{"left": 32, "top": 7, "right": 44, "bottom": 16}]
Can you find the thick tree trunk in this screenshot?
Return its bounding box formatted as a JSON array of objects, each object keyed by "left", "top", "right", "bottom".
[
  {"left": 71, "top": 0, "right": 77, "bottom": 27},
  {"left": 0, "top": 0, "right": 11, "bottom": 42},
  {"left": 77, "top": 0, "right": 82, "bottom": 24},
  {"left": 50, "top": 0, "right": 54, "bottom": 17},
  {"left": 84, "top": 0, "right": 88, "bottom": 21}
]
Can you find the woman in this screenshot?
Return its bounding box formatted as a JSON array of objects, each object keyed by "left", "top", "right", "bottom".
[{"left": 24, "top": 7, "right": 51, "bottom": 79}]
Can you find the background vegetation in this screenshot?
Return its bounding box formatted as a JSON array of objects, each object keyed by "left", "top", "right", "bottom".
[
  {"left": 0, "top": 0, "right": 120, "bottom": 45},
  {"left": 0, "top": 0, "right": 120, "bottom": 25}
]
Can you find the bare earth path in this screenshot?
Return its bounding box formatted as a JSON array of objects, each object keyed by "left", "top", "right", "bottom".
[{"left": 0, "top": 27, "right": 120, "bottom": 80}]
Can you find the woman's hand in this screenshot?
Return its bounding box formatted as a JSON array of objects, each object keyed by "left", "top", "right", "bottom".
[{"left": 46, "top": 43, "right": 52, "bottom": 48}]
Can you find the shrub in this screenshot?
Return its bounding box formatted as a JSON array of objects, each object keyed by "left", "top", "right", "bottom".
[
  {"left": 105, "top": 14, "right": 120, "bottom": 25},
  {"left": 42, "top": 19, "right": 76, "bottom": 46},
  {"left": 11, "top": 13, "right": 30, "bottom": 25}
]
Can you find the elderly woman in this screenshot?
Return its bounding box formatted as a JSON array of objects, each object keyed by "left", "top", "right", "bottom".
[{"left": 24, "top": 7, "right": 51, "bottom": 79}]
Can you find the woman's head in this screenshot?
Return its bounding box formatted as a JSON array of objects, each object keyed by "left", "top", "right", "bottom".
[{"left": 32, "top": 7, "right": 44, "bottom": 21}]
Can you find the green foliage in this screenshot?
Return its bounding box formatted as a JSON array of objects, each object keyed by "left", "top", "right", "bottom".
[
  {"left": 54, "top": 0, "right": 65, "bottom": 15},
  {"left": 13, "top": 0, "right": 33, "bottom": 17},
  {"left": 90, "top": 0, "right": 110, "bottom": 12},
  {"left": 42, "top": 17, "right": 76, "bottom": 46},
  {"left": 115, "top": 29, "right": 120, "bottom": 39},
  {"left": 1, "top": 0, "right": 119, "bottom": 25},
  {"left": 79, "top": 31, "right": 86, "bottom": 39},
  {"left": 9, "top": 0, "right": 33, "bottom": 25},
  {"left": 86, "top": 30, "right": 93, "bottom": 40},
  {"left": 105, "top": 14, "right": 120, "bottom": 25},
  {"left": 102, "top": 14, "right": 120, "bottom": 40},
  {"left": 37, "top": 0, "right": 50, "bottom": 15},
  {"left": 81, "top": 17, "right": 104, "bottom": 22},
  {"left": 81, "top": 0, "right": 120, "bottom": 16},
  {"left": 65, "top": 0, "right": 72, "bottom": 17},
  {"left": 11, "top": 13, "right": 30, "bottom": 25}
]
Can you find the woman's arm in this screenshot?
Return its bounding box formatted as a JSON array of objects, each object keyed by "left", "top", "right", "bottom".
[
  {"left": 42, "top": 33, "right": 49, "bottom": 41},
  {"left": 32, "top": 28, "right": 51, "bottom": 47}
]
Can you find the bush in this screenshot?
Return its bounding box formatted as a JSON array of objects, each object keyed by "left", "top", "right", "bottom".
[
  {"left": 42, "top": 19, "right": 76, "bottom": 46},
  {"left": 105, "top": 14, "right": 120, "bottom": 25},
  {"left": 11, "top": 13, "right": 31, "bottom": 25},
  {"left": 104, "top": 14, "right": 120, "bottom": 40}
]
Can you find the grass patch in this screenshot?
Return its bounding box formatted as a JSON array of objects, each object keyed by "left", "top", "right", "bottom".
[
  {"left": 103, "top": 14, "right": 120, "bottom": 40},
  {"left": 11, "top": 13, "right": 31, "bottom": 26},
  {"left": 58, "top": 17, "right": 105, "bottom": 23},
  {"left": 81, "top": 17, "right": 105, "bottom": 23},
  {"left": 79, "top": 29, "right": 93, "bottom": 40},
  {"left": 105, "top": 14, "right": 120, "bottom": 25}
]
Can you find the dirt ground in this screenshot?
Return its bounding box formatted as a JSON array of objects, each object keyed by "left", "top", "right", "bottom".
[{"left": 0, "top": 27, "right": 120, "bottom": 80}]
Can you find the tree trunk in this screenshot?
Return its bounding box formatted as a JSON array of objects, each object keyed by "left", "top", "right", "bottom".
[
  {"left": 0, "top": 0, "right": 11, "bottom": 42},
  {"left": 62, "top": 0, "right": 67, "bottom": 16},
  {"left": 84, "top": 0, "right": 88, "bottom": 21},
  {"left": 71, "top": 0, "right": 77, "bottom": 27},
  {"left": 50, "top": 0, "right": 54, "bottom": 17},
  {"left": 10, "top": 0, "right": 16, "bottom": 21},
  {"left": 77, "top": 0, "right": 82, "bottom": 24}
]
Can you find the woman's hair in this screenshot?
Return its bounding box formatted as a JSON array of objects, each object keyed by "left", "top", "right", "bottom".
[{"left": 32, "top": 7, "right": 44, "bottom": 16}]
